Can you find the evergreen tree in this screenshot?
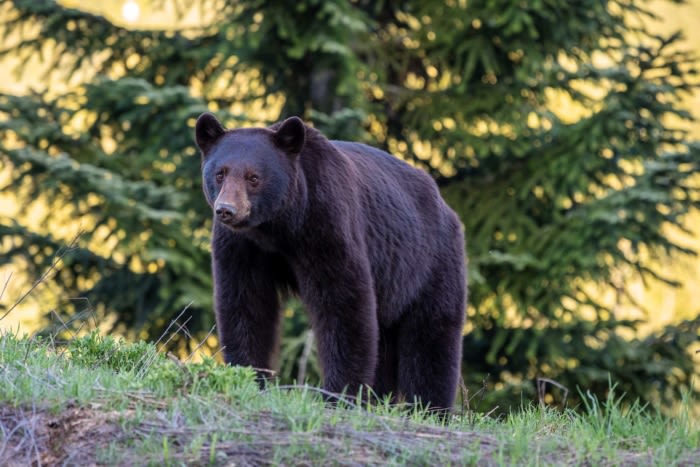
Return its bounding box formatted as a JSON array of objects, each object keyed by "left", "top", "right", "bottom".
[{"left": 1, "top": 0, "right": 698, "bottom": 409}]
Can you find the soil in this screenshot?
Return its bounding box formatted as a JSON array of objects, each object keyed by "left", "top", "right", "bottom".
[{"left": 0, "top": 404, "right": 124, "bottom": 466}]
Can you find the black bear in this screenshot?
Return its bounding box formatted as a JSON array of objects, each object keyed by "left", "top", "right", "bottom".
[{"left": 195, "top": 113, "right": 466, "bottom": 410}]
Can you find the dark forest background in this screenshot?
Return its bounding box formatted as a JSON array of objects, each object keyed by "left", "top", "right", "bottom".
[{"left": 1, "top": 0, "right": 699, "bottom": 411}]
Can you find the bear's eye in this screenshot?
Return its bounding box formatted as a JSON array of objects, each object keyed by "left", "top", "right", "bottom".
[
  {"left": 248, "top": 174, "right": 259, "bottom": 185},
  {"left": 215, "top": 170, "right": 225, "bottom": 184}
]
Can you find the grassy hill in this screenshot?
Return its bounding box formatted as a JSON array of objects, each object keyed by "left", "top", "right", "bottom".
[{"left": 0, "top": 331, "right": 697, "bottom": 465}]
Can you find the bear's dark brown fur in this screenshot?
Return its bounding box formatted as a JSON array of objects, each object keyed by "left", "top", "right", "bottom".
[{"left": 195, "top": 113, "right": 466, "bottom": 410}]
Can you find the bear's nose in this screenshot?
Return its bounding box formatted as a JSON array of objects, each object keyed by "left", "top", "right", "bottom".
[{"left": 215, "top": 203, "right": 237, "bottom": 222}]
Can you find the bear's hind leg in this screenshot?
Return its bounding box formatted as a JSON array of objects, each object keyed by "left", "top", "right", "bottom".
[
  {"left": 396, "top": 269, "right": 465, "bottom": 412},
  {"left": 372, "top": 325, "right": 399, "bottom": 403}
]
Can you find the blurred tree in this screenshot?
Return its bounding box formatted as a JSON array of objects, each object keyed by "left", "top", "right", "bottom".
[{"left": 0, "top": 0, "right": 698, "bottom": 409}]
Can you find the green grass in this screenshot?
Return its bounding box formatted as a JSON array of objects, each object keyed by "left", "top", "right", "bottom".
[{"left": 0, "top": 331, "right": 697, "bottom": 466}]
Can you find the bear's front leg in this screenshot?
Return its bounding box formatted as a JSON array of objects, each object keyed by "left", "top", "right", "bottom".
[
  {"left": 301, "top": 257, "right": 379, "bottom": 398},
  {"left": 212, "top": 224, "right": 282, "bottom": 380}
]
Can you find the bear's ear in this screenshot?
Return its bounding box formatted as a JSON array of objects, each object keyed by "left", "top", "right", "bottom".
[
  {"left": 273, "top": 116, "right": 306, "bottom": 156},
  {"left": 195, "top": 112, "right": 226, "bottom": 156}
]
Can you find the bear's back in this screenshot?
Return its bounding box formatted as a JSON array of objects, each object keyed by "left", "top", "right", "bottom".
[{"left": 330, "top": 140, "right": 449, "bottom": 225}]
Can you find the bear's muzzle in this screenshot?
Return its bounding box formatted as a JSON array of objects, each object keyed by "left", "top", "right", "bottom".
[{"left": 215, "top": 202, "right": 237, "bottom": 223}]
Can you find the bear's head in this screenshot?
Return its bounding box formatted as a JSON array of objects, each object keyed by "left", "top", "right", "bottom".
[{"left": 195, "top": 113, "right": 306, "bottom": 231}]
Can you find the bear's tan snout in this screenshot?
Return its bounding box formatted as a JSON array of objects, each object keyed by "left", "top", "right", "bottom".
[
  {"left": 214, "top": 177, "right": 251, "bottom": 229},
  {"left": 214, "top": 187, "right": 252, "bottom": 228},
  {"left": 215, "top": 202, "right": 237, "bottom": 223}
]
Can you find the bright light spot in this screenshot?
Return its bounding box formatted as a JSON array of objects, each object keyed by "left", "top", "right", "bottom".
[{"left": 121, "top": 0, "right": 140, "bottom": 23}]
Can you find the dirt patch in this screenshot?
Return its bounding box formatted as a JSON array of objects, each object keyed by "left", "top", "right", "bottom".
[
  {"left": 0, "top": 402, "right": 500, "bottom": 466},
  {"left": 2, "top": 402, "right": 696, "bottom": 466},
  {"left": 126, "top": 409, "right": 501, "bottom": 466},
  {"left": 0, "top": 404, "right": 124, "bottom": 466}
]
